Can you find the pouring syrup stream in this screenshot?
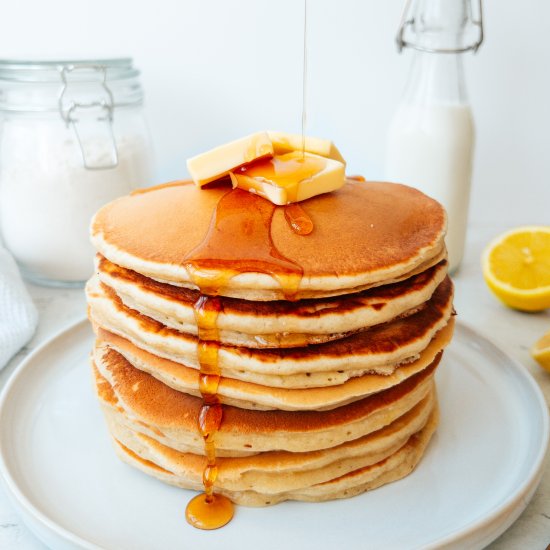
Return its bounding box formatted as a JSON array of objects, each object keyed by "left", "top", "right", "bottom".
[
  {"left": 301, "top": 0, "right": 308, "bottom": 158},
  {"left": 284, "top": 0, "right": 315, "bottom": 236}
]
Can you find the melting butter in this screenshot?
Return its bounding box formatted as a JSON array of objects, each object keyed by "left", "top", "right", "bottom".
[
  {"left": 229, "top": 151, "right": 345, "bottom": 205},
  {"left": 187, "top": 131, "right": 274, "bottom": 187},
  {"left": 268, "top": 131, "right": 346, "bottom": 165}
]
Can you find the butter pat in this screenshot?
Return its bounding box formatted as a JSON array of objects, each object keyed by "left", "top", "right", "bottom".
[
  {"left": 229, "top": 151, "right": 345, "bottom": 206},
  {"left": 268, "top": 131, "right": 346, "bottom": 165},
  {"left": 187, "top": 132, "right": 274, "bottom": 187}
]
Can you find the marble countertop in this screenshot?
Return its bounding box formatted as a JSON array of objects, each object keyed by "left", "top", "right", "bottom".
[{"left": 0, "top": 224, "right": 548, "bottom": 550}]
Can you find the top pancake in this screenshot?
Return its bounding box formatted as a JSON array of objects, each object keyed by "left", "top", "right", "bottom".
[{"left": 91, "top": 180, "right": 446, "bottom": 300}]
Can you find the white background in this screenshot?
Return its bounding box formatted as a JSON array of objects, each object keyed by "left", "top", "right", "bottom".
[{"left": 0, "top": 0, "right": 548, "bottom": 228}]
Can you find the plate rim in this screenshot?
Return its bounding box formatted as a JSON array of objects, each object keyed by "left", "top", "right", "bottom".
[
  {"left": 0, "top": 318, "right": 548, "bottom": 550},
  {"left": 425, "top": 321, "right": 549, "bottom": 549},
  {"left": 0, "top": 317, "right": 97, "bottom": 550}
]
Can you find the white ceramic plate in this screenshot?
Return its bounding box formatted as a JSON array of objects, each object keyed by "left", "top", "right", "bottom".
[{"left": 0, "top": 319, "right": 547, "bottom": 550}]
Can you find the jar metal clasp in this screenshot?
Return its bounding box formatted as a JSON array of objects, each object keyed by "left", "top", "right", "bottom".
[{"left": 58, "top": 64, "right": 119, "bottom": 170}]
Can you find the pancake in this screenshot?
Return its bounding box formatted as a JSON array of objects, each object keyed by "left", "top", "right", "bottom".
[
  {"left": 92, "top": 351, "right": 441, "bottom": 455},
  {"left": 91, "top": 180, "right": 447, "bottom": 300},
  {"left": 97, "top": 254, "right": 449, "bottom": 348},
  {"left": 94, "top": 318, "right": 453, "bottom": 411},
  {"left": 88, "top": 276, "right": 454, "bottom": 388},
  {"left": 110, "top": 403, "right": 439, "bottom": 506},
  {"left": 87, "top": 174, "right": 455, "bottom": 514},
  {"left": 103, "top": 385, "right": 435, "bottom": 494}
]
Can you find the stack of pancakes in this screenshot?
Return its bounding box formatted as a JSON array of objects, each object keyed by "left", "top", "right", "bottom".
[{"left": 86, "top": 179, "right": 454, "bottom": 506}]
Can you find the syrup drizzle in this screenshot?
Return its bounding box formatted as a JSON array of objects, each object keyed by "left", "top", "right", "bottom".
[
  {"left": 185, "top": 295, "right": 233, "bottom": 530},
  {"left": 184, "top": 188, "right": 303, "bottom": 298},
  {"left": 184, "top": 188, "right": 304, "bottom": 529},
  {"left": 284, "top": 203, "right": 313, "bottom": 235},
  {"left": 347, "top": 175, "right": 366, "bottom": 183}
]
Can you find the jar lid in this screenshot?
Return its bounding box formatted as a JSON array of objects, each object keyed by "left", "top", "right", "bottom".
[
  {"left": 0, "top": 58, "right": 143, "bottom": 112},
  {"left": 0, "top": 58, "right": 139, "bottom": 82}
]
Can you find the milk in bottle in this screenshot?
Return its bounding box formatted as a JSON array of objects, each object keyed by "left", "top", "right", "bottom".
[{"left": 385, "top": 0, "right": 483, "bottom": 273}]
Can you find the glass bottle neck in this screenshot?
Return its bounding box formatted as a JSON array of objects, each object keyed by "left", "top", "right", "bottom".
[{"left": 401, "top": 50, "right": 468, "bottom": 106}]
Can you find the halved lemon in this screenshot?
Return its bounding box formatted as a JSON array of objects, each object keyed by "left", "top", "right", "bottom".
[
  {"left": 482, "top": 226, "right": 550, "bottom": 312},
  {"left": 531, "top": 330, "right": 550, "bottom": 372}
]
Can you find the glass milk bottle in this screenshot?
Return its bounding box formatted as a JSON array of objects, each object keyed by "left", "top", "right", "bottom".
[{"left": 385, "top": 0, "right": 483, "bottom": 273}]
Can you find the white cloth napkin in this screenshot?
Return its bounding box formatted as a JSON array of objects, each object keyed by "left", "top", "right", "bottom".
[{"left": 0, "top": 247, "right": 38, "bottom": 369}]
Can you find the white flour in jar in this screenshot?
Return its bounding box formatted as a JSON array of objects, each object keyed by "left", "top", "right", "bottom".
[{"left": 0, "top": 119, "right": 153, "bottom": 283}]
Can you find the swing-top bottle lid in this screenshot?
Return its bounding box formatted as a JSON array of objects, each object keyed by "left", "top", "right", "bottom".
[{"left": 396, "top": 0, "right": 484, "bottom": 54}]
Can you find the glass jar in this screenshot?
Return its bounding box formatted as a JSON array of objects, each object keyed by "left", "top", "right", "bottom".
[
  {"left": 385, "top": 0, "right": 483, "bottom": 274},
  {"left": 0, "top": 58, "right": 154, "bottom": 287}
]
